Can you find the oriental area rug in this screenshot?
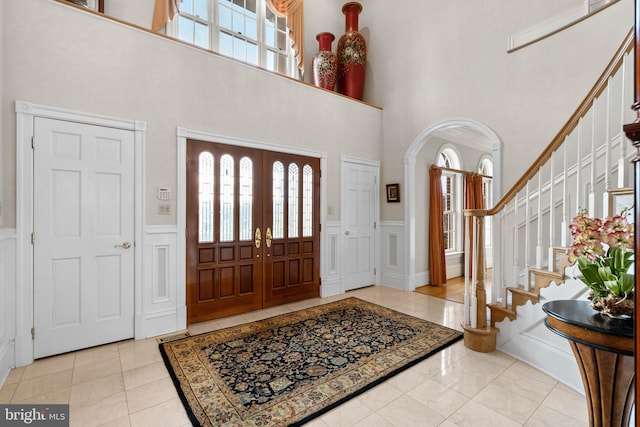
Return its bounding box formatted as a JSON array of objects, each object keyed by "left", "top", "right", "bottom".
[{"left": 159, "top": 297, "right": 463, "bottom": 427}]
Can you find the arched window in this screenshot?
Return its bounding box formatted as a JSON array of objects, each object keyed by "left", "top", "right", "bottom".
[{"left": 437, "top": 147, "right": 462, "bottom": 253}]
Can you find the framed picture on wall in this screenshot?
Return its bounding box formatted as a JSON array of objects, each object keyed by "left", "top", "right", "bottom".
[
  {"left": 608, "top": 187, "right": 634, "bottom": 220},
  {"left": 386, "top": 184, "right": 400, "bottom": 202}
]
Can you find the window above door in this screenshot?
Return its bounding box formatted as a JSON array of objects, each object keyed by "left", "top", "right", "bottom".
[{"left": 169, "top": 0, "right": 297, "bottom": 78}]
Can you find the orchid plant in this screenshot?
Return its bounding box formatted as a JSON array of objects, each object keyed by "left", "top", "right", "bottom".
[{"left": 568, "top": 209, "right": 635, "bottom": 303}]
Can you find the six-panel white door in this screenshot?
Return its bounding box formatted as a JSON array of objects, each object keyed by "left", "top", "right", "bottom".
[
  {"left": 33, "top": 117, "right": 135, "bottom": 358},
  {"left": 343, "top": 161, "right": 377, "bottom": 291}
]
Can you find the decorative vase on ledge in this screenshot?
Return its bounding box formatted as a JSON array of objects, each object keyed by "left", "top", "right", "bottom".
[
  {"left": 312, "top": 32, "right": 338, "bottom": 91},
  {"left": 337, "top": 2, "right": 366, "bottom": 100}
]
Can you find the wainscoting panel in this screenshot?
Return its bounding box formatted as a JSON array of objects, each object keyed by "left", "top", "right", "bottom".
[
  {"left": 380, "top": 221, "right": 405, "bottom": 290},
  {"left": 0, "top": 230, "right": 17, "bottom": 387},
  {"left": 321, "top": 221, "right": 342, "bottom": 297},
  {"left": 142, "top": 226, "right": 185, "bottom": 338}
]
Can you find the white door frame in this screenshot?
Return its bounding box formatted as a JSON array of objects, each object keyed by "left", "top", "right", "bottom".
[
  {"left": 340, "top": 155, "right": 380, "bottom": 293},
  {"left": 15, "top": 100, "right": 146, "bottom": 366},
  {"left": 175, "top": 127, "right": 329, "bottom": 318},
  {"left": 403, "top": 118, "right": 502, "bottom": 292}
]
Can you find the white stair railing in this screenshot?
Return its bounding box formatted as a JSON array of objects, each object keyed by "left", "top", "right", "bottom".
[{"left": 462, "top": 30, "right": 635, "bottom": 342}]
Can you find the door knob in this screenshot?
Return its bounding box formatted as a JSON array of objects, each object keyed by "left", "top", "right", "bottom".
[
  {"left": 115, "top": 242, "right": 132, "bottom": 249},
  {"left": 345, "top": 230, "right": 350, "bottom": 235}
]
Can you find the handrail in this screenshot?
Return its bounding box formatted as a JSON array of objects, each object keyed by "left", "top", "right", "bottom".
[{"left": 486, "top": 28, "right": 634, "bottom": 217}]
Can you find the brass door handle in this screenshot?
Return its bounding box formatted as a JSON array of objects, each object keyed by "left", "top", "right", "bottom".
[
  {"left": 115, "top": 242, "right": 132, "bottom": 249},
  {"left": 266, "top": 227, "right": 272, "bottom": 248},
  {"left": 255, "top": 227, "right": 261, "bottom": 248}
]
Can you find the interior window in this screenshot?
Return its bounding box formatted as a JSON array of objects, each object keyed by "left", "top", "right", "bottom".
[
  {"left": 172, "top": 0, "right": 296, "bottom": 77},
  {"left": 437, "top": 148, "right": 462, "bottom": 253}
]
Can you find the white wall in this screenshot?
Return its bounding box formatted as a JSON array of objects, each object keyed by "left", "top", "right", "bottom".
[
  {"left": 370, "top": 0, "right": 633, "bottom": 221},
  {"left": 1, "top": 0, "right": 383, "bottom": 229}
]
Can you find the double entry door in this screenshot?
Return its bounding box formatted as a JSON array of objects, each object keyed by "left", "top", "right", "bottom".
[{"left": 186, "top": 139, "right": 320, "bottom": 324}]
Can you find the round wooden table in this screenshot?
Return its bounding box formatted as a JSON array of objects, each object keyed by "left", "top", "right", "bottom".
[{"left": 543, "top": 300, "right": 634, "bottom": 427}]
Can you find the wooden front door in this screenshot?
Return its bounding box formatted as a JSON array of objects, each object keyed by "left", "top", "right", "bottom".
[
  {"left": 186, "top": 140, "right": 320, "bottom": 324},
  {"left": 263, "top": 151, "right": 321, "bottom": 307}
]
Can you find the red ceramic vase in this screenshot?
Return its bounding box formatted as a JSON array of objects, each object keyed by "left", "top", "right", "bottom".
[
  {"left": 337, "top": 2, "right": 366, "bottom": 100},
  {"left": 312, "top": 32, "right": 338, "bottom": 91}
]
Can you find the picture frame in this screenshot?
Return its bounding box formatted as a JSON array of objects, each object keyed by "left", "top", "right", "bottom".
[
  {"left": 608, "top": 187, "right": 634, "bottom": 219},
  {"left": 386, "top": 183, "right": 400, "bottom": 203}
]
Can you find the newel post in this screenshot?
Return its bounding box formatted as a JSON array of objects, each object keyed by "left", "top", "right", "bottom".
[
  {"left": 460, "top": 210, "right": 498, "bottom": 353},
  {"left": 621, "top": 1, "right": 640, "bottom": 425}
]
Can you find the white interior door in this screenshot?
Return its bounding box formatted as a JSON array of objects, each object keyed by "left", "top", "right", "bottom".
[
  {"left": 33, "top": 117, "right": 135, "bottom": 358},
  {"left": 343, "top": 161, "right": 377, "bottom": 291}
]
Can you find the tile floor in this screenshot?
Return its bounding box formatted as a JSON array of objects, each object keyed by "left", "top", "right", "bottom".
[{"left": 0, "top": 286, "right": 589, "bottom": 426}]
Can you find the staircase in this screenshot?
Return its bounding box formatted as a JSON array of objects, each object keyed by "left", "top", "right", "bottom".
[
  {"left": 489, "top": 247, "right": 571, "bottom": 327},
  {"left": 460, "top": 28, "right": 636, "bottom": 366}
]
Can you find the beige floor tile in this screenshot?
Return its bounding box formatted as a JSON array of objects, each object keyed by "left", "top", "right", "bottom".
[
  {"left": 125, "top": 377, "right": 179, "bottom": 413},
  {"left": 384, "top": 366, "right": 431, "bottom": 394},
  {"left": 72, "top": 357, "right": 122, "bottom": 385},
  {"left": 129, "top": 397, "right": 191, "bottom": 427},
  {"left": 358, "top": 382, "right": 403, "bottom": 411},
  {"left": 11, "top": 386, "right": 71, "bottom": 404},
  {"left": 70, "top": 391, "right": 129, "bottom": 427},
  {"left": 492, "top": 361, "right": 557, "bottom": 404},
  {"left": 432, "top": 366, "right": 492, "bottom": 398},
  {"left": 353, "top": 412, "right": 395, "bottom": 427},
  {"left": 448, "top": 353, "right": 508, "bottom": 381},
  {"left": 96, "top": 415, "right": 132, "bottom": 427},
  {"left": 472, "top": 382, "right": 540, "bottom": 423},
  {"left": 22, "top": 353, "right": 75, "bottom": 380},
  {"left": 406, "top": 379, "right": 468, "bottom": 418},
  {"left": 525, "top": 404, "right": 589, "bottom": 427},
  {"left": 69, "top": 373, "right": 125, "bottom": 407},
  {"left": 376, "top": 394, "right": 445, "bottom": 427},
  {"left": 122, "top": 361, "right": 169, "bottom": 390},
  {"left": 540, "top": 385, "right": 589, "bottom": 424},
  {"left": 319, "top": 396, "right": 374, "bottom": 427},
  {"left": 75, "top": 343, "right": 121, "bottom": 367},
  {"left": 0, "top": 382, "right": 16, "bottom": 403},
  {"left": 302, "top": 417, "right": 331, "bottom": 427},
  {"left": 3, "top": 366, "right": 25, "bottom": 385},
  {"left": 11, "top": 369, "right": 73, "bottom": 402},
  {"left": 448, "top": 400, "right": 521, "bottom": 427},
  {"left": 119, "top": 346, "right": 163, "bottom": 372}
]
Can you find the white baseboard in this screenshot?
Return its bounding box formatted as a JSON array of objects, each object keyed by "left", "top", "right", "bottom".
[
  {"left": 499, "top": 332, "right": 583, "bottom": 394},
  {"left": 0, "top": 339, "right": 14, "bottom": 388},
  {"left": 321, "top": 278, "right": 342, "bottom": 298}
]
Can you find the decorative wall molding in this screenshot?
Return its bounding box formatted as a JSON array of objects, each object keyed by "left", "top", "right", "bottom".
[
  {"left": 322, "top": 221, "right": 342, "bottom": 297},
  {"left": 380, "top": 221, "right": 405, "bottom": 290},
  {"left": 142, "top": 226, "right": 184, "bottom": 338},
  {"left": 0, "top": 231, "right": 16, "bottom": 388},
  {"left": 507, "top": 0, "right": 620, "bottom": 52}
]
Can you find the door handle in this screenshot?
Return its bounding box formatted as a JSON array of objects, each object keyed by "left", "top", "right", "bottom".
[
  {"left": 266, "top": 227, "right": 272, "bottom": 248},
  {"left": 115, "top": 242, "right": 132, "bottom": 249},
  {"left": 345, "top": 230, "right": 350, "bottom": 235},
  {"left": 255, "top": 227, "right": 261, "bottom": 248}
]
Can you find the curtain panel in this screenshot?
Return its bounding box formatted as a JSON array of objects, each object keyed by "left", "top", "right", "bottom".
[
  {"left": 464, "top": 173, "right": 484, "bottom": 277},
  {"left": 152, "top": 0, "right": 181, "bottom": 32},
  {"left": 428, "top": 167, "right": 447, "bottom": 285},
  {"left": 265, "top": 0, "right": 305, "bottom": 75}
]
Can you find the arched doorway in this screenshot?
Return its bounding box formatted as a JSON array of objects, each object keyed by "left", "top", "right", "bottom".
[{"left": 402, "top": 119, "right": 503, "bottom": 291}]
